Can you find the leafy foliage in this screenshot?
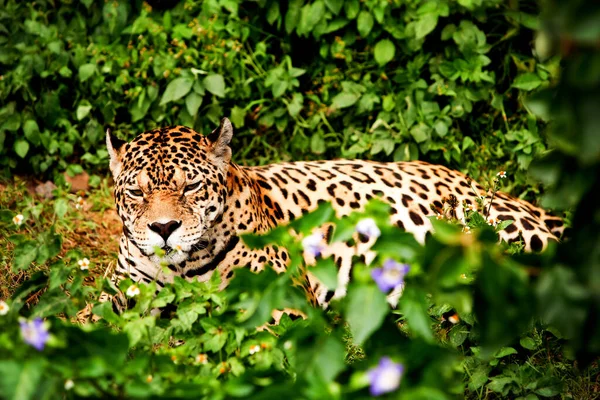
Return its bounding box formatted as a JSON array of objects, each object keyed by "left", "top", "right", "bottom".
[
  {"left": 0, "top": 0, "right": 558, "bottom": 198},
  {"left": 0, "top": 0, "right": 599, "bottom": 399}
]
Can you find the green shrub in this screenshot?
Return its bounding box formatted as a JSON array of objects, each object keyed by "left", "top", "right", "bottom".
[{"left": 1, "top": 0, "right": 557, "bottom": 196}]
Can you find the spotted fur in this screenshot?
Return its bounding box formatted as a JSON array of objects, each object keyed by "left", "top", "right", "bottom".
[{"left": 106, "top": 118, "right": 564, "bottom": 307}]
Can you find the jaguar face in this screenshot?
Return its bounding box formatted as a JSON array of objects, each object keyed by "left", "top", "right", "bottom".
[{"left": 106, "top": 119, "right": 233, "bottom": 265}]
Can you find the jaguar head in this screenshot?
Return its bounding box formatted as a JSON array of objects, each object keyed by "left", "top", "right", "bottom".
[{"left": 106, "top": 118, "right": 233, "bottom": 265}]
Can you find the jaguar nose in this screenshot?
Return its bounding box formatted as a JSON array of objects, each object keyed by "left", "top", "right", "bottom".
[{"left": 148, "top": 220, "right": 182, "bottom": 242}]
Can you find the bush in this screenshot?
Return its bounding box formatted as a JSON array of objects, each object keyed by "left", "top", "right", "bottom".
[
  {"left": 0, "top": 0, "right": 599, "bottom": 399},
  {"left": 1, "top": 0, "right": 557, "bottom": 196}
]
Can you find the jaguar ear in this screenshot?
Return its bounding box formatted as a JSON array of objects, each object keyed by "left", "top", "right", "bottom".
[
  {"left": 207, "top": 117, "right": 233, "bottom": 162},
  {"left": 106, "top": 128, "right": 127, "bottom": 177}
]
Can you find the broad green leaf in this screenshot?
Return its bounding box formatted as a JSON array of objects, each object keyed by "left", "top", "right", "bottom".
[
  {"left": 54, "top": 198, "right": 68, "bottom": 218},
  {"left": 230, "top": 106, "right": 246, "bottom": 128},
  {"left": 312, "top": 336, "right": 346, "bottom": 382},
  {"left": 520, "top": 336, "right": 537, "bottom": 350},
  {"left": 325, "top": 0, "right": 343, "bottom": 15},
  {"left": 400, "top": 286, "right": 434, "bottom": 341},
  {"left": 434, "top": 120, "right": 448, "bottom": 137},
  {"left": 512, "top": 73, "right": 543, "bottom": 91},
  {"left": 14, "top": 140, "right": 29, "bottom": 158},
  {"left": 410, "top": 122, "right": 431, "bottom": 143},
  {"left": 23, "top": 120, "right": 40, "bottom": 146},
  {"left": 203, "top": 74, "right": 226, "bottom": 97},
  {"left": 494, "top": 346, "right": 517, "bottom": 358},
  {"left": 160, "top": 77, "right": 194, "bottom": 105},
  {"left": 373, "top": 39, "right": 395, "bottom": 66},
  {"left": 310, "top": 133, "right": 326, "bottom": 154},
  {"left": 76, "top": 104, "right": 92, "bottom": 120},
  {"left": 78, "top": 63, "right": 96, "bottom": 82},
  {"left": 415, "top": 14, "right": 438, "bottom": 39},
  {"left": 331, "top": 92, "right": 359, "bottom": 109},
  {"left": 357, "top": 11, "right": 374, "bottom": 37},
  {"left": 0, "top": 359, "right": 45, "bottom": 400},
  {"left": 344, "top": 283, "right": 388, "bottom": 345},
  {"left": 285, "top": 0, "right": 303, "bottom": 34},
  {"left": 12, "top": 240, "right": 38, "bottom": 272},
  {"left": 344, "top": 0, "right": 359, "bottom": 19},
  {"left": 185, "top": 92, "right": 203, "bottom": 116},
  {"left": 266, "top": 2, "right": 280, "bottom": 25},
  {"left": 310, "top": 258, "right": 338, "bottom": 290}
]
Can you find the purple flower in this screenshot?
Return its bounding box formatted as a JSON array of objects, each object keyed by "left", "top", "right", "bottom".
[
  {"left": 368, "top": 357, "right": 404, "bottom": 396},
  {"left": 371, "top": 259, "right": 410, "bottom": 293},
  {"left": 302, "top": 232, "right": 326, "bottom": 258},
  {"left": 356, "top": 218, "right": 381, "bottom": 240},
  {"left": 20, "top": 318, "right": 50, "bottom": 351}
]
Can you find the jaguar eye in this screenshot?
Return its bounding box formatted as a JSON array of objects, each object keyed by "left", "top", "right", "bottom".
[
  {"left": 184, "top": 181, "right": 201, "bottom": 194},
  {"left": 128, "top": 189, "right": 144, "bottom": 197}
]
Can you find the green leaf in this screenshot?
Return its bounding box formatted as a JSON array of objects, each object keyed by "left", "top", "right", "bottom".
[
  {"left": 230, "top": 106, "right": 246, "bottom": 128},
  {"left": 434, "top": 120, "right": 448, "bottom": 137},
  {"left": 344, "top": 0, "right": 359, "bottom": 19},
  {"left": 310, "top": 258, "right": 338, "bottom": 290},
  {"left": 76, "top": 104, "right": 92, "bottom": 121},
  {"left": 494, "top": 346, "right": 517, "bottom": 358},
  {"left": 54, "top": 198, "right": 68, "bottom": 219},
  {"left": 310, "top": 133, "right": 326, "bottom": 154},
  {"left": 203, "top": 74, "right": 226, "bottom": 97},
  {"left": 0, "top": 359, "right": 45, "bottom": 400},
  {"left": 512, "top": 73, "right": 543, "bottom": 91},
  {"left": 12, "top": 240, "right": 38, "bottom": 272},
  {"left": 373, "top": 39, "right": 395, "bottom": 66},
  {"left": 290, "top": 202, "right": 335, "bottom": 234},
  {"left": 325, "top": 0, "right": 343, "bottom": 14},
  {"left": 285, "top": 0, "right": 303, "bottom": 34},
  {"left": 399, "top": 286, "right": 434, "bottom": 341},
  {"left": 14, "top": 140, "right": 29, "bottom": 158},
  {"left": 160, "top": 77, "right": 194, "bottom": 105},
  {"left": 344, "top": 283, "right": 388, "bottom": 345},
  {"left": 357, "top": 11, "right": 374, "bottom": 37},
  {"left": 266, "top": 2, "right": 280, "bottom": 25},
  {"left": 23, "top": 120, "right": 40, "bottom": 146},
  {"left": 415, "top": 14, "right": 438, "bottom": 39},
  {"left": 410, "top": 122, "right": 431, "bottom": 143},
  {"left": 78, "top": 63, "right": 96, "bottom": 82},
  {"left": 496, "top": 219, "right": 515, "bottom": 232},
  {"left": 185, "top": 92, "right": 203, "bottom": 116},
  {"left": 520, "top": 336, "right": 537, "bottom": 350},
  {"left": 331, "top": 92, "right": 359, "bottom": 109}
]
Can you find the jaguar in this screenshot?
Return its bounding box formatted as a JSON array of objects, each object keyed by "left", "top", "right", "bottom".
[{"left": 105, "top": 117, "right": 564, "bottom": 308}]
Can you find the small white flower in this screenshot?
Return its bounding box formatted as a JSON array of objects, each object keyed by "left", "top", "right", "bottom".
[
  {"left": 196, "top": 354, "right": 208, "bottom": 364},
  {"left": 64, "top": 380, "right": 74, "bottom": 390},
  {"left": 462, "top": 226, "right": 471, "bottom": 234},
  {"left": 13, "top": 214, "right": 24, "bottom": 225},
  {"left": 497, "top": 171, "right": 507, "bottom": 179},
  {"left": 0, "top": 301, "right": 9, "bottom": 315},
  {"left": 174, "top": 244, "right": 183, "bottom": 253},
  {"left": 283, "top": 340, "right": 293, "bottom": 350},
  {"left": 126, "top": 285, "right": 141, "bottom": 297},
  {"left": 77, "top": 258, "right": 90, "bottom": 270},
  {"left": 436, "top": 213, "right": 444, "bottom": 220},
  {"left": 355, "top": 218, "right": 381, "bottom": 240},
  {"left": 75, "top": 196, "right": 85, "bottom": 210},
  {"left": 466, "top": 204, "right": 477, "bottom": 213},
  {"left": 302, "top": 232, "right": 325, "bottom": 258},
  {"left": 249, "top": 344, "right": 261, "bottom": 355},
  {"left": 487, "top": 218, "right": 498, "bottom": 227},
  {"left": 448, "top": 314, "right": 460, "bottom": 324}
]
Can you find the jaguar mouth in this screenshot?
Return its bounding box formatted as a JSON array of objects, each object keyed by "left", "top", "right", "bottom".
[{"left": 161, "top": 239, "right": 209, "bottom": 255}]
